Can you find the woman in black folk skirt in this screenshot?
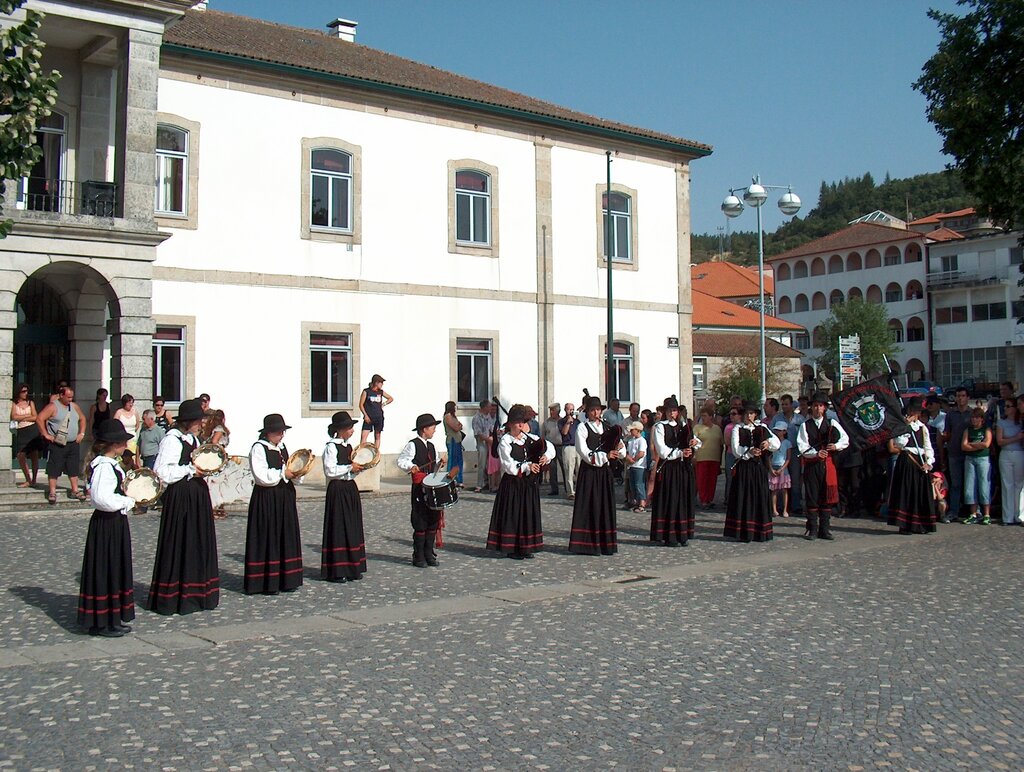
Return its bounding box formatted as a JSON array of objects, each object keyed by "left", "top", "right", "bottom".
[
  {"left": 245, "top": 413, "right": 303, "bottom": 594},
  {"left": 487, "top": 404, "right": 555, "bottom": 559},
  {"left": 724, "top": 402, "right": 779, "bottom": 543},
  {"left": 321, "top": 411, "right": 367, "bottom": 582},
  {"left": 887, "top": 398, "right": 936, "bottom": 534},
  {"left": 569, "top": 396, "right": 623, "bottom": 555},
  {"left": 650, "top": 396, "right": 700, "bottom": 546},
  {"left": 78, "top": 419, "right": 137, "bottom": 637},
  {"left": 148, "top": 398, "right": 220, "bottom": 615}
]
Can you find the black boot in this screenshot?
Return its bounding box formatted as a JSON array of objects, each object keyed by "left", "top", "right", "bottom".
[
  {"left": 412, "top": 533, "right": 427, "bottom": 567},
  {"left": 423, "top": 530, "right": 439, "bottom": 566},
  {"left": 818, "top": 509, "right": 834, "bottom": 540},
  {"left": 804, "top": 511, "right": 817, "bottom": 540}
]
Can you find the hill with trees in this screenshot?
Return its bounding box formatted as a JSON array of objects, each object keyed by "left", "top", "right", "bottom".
[{"left": 693, "top": 170, "right": 977, "bottom": 265}]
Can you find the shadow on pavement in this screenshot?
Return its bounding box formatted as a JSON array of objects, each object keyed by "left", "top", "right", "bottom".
[{"left": 8, "top": 585, "right": 83, "bottom": 634}]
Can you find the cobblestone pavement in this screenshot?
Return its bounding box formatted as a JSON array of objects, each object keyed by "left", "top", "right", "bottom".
[{"left": 1, "top": 484, "right": 1023, "bottom": 769}]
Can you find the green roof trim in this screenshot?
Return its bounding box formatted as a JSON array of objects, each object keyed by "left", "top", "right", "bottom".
[{"left": 161, "top": 43, "right": 713, "bottom": 158}]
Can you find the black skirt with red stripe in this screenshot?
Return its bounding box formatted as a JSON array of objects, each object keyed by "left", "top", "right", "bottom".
[
  {"left": 321, "top": 478, "right": 367, "bottom": 580},
  {"left": 78, "top": 510, "right": 135, "bottom": 629},
  {"left": 887, "top": 453, "right": 936, "bottom": 533},
  {"left": 487, "top": 472, "right": 544, "bottom": 554},
  {"left": 724, "top": 457, "right": 774, "bottom": 542},
  {"left": 148, "top": 476, "right": 220, "bottom": 615},
  {"left": 650, "top": 458, "right": 695, "bottom": 544},
  {"left": 245, "top": 480, "right": 303, "bottom": 594},
  {"left": 569, "top": 462, "right": 617, "bottom": 555}
]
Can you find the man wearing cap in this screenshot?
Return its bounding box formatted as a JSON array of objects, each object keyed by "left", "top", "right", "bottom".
[
  {"left": 397, "top": 413, "right": 448, "bottom": 567},
  {"left": 796, "top": 392, "right": 849, "bottom": 540},
  {"left": 542, "top": 403, "right": 563, "bottom": 496}
]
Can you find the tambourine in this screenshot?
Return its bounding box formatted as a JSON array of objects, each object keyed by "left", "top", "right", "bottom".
[
  {"left": 191, "top": 443, "right": 228, "bottom": 474},
  {"left": 352, "top": 442, "right": 381, "bottom": 469},
  {"left": 123, "top": 467, "right": 163, "bottom": 506},
  {"left": 285, "top": 448, "right": 316, "bottom": 477}
]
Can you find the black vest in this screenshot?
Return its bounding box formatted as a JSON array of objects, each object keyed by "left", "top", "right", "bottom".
[
  {"left": 412, "top": 437, "right": 436, "bottom": 468},
  {"left": 260, "top": 442, "right": 289, "bottom": 470},
  {"left": 177, "top": 434, "right": 197, "bottom": 465},
  {"left": 510, "top": 438, "right": 528, "bottom": 462},
  {"left": 584, "top": 422, "right": 607, "bottom": 452},
  {"left": 805, "top": 418, "right": 836, "bottom": 449},
  {"left": 335, "top": 442, "right": 352, "bottom": 465}
]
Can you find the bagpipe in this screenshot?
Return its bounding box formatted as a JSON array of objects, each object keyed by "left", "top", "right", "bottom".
[
  {"left": 579, "top": 387, "right": 623, "bottom": 454},
  {"left": 491, "top": 395, "right": 547, "bottom": 465}
]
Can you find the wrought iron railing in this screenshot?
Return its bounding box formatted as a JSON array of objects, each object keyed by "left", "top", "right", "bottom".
[{"left": 16, "top": 178, "right": 119, "bottom": 217}]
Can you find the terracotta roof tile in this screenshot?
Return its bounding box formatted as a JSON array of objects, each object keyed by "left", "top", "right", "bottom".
[
  {"left": 925, "top": 226, "right": 965, "bottom": 242},
  {"left": 163, "top": 10, "right": 711, "bottom": 156},
  {"left": 691, "top": 261, "right": 773, "bottom": 298},
  {"left": 909, "top": 207, "right": 977, "bottom": 226},
  {"left": 768, "top": 222, "right": 923, "bottom": 262},
  {"left": 692, "top": 331, "right": 802, "bottom": 359},
  {"left": 692, "top": 290, "right": 802, "bottom": 331},
  {"left": 936, "top": 207, "right": 976, "bottom": 219}
]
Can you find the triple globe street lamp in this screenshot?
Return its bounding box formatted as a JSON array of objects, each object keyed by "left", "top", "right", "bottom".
[{"left": 721, "top": 175, "right": 801, "bottom": 408}]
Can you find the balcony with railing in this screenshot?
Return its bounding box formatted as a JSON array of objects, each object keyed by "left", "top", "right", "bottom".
[
  {"left": 16, "top": 178, "right": 120, "bottom": 218},
  {"left": 927, "top": 265, "right": 1010, "bottom": 290}
]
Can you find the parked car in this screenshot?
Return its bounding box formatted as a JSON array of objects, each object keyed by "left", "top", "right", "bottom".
[
  {"left": 946, "top": 378, "right": 1000, "bottom": 402},
  {"left": 909, "top": 380, "right": 943, "bottom": 396}
]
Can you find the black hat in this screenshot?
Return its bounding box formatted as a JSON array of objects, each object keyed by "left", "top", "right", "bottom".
[
  {"left": 176, "top": 398, "right": 205, "bottom": 423},
  {"left": 582, "top": 396, "right": 605, "bottom": 412},
  {"left": 663, "top": 394, "right": 680, "bottom": 411},
  {"left": 413, "top": 413, "right": 441, "bottom": 432},
  {"left": 329, "top": 411, "right": 357, "bottom": 433},
  {"left": 905, "top": 397, "right": 925, "bottom": 415},
  {"left": 506, "top": 404, "right": 529, "bottom": 426},
  {"left": 95, "top": 419, "right": 133, "bottom": 443},
  {"left": 262, "top": 413, "right": 291, "bottom": 433},
  {"left": 742, "top": 400, "right": 760, "bottom": 415},
  {"left": 811, "top": 391, "right": 830, "bottom": 406}
]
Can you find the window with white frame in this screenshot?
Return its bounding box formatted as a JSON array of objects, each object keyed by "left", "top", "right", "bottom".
[
  {"left": 156, "top": 125, "right": 188, "bottom": 214},
  {"left": 602, "top": 192, "right": 632, "bottom": 262},
  {"left": 693, "top": 358, "right": 707, "bottom": 391},
  {"left": 456, "top": 338, "right": 492, "bottom": 404},
  {"left": 152, "top": 326, "right": 185, "bottom": 403},
  {"left": 310, "top": 148, "right": 352, "bottom": 232},
  {"left": 309, "top": 331, "right": 352, "bottom": 404},
  {"left": 455, "top": 170, "right": 490, "bottom": 244},
  {"left": 605, "top": 341, "right": 634, "bottom": 402}
]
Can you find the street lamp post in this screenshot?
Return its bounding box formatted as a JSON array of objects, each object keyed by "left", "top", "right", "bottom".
[{"left": 722, "top": 175, "right": 801, "bottom": 408}]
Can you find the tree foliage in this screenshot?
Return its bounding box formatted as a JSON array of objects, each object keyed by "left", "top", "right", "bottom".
[
  {"left": 914, "top": 0, "right": 1024, "bottom": 231},
  {"left": 707, "top": 356, "right": 791, "bottom": 407},
  {"left": 815, "top": 299, "right": 900, "bottom": 380},
  {"left": 692, "top": 170, "right": 977, "bottom": 265},
  {"left": 0, "top": 0, "right": 61, "bottom": 238}
]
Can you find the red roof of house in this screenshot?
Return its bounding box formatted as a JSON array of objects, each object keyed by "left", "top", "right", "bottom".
[
  {"left": 692, "top": 289, "right": 802, "bottom": 331},
  {"left": 937, "top": 207, "right": 976, "bottom": 219},
  {"left": 908, "top": 207, "right": 976, "bottom": 226},
  {"left": 163, "top": 10, "right": 711, "bottom": 156},
  {"left": 767, "top": 222, "right": 923, "bottom": 262},
  {"left": 692, "top": 332, "right": 803, "bottom": 359},
  {"left": 926, "top": 226, "right": 965, "bottom": 242},
  {"left": 691, "top": 261, "right": 773, "bottom": 298}
]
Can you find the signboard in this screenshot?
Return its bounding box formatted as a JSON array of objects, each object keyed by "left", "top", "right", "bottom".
[
  {"left": 837, "top": 334, "right": 861, "bottom": 387},
  {"left": 667, "top": 337, "right": 679, "bottom": 349}
]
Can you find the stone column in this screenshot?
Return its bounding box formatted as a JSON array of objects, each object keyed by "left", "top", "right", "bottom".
[
  {"left": 535, "top": 140, "right": 555, "bottom": 411},
  {"left": 114, "top": 28, "right": 161, "bottom": 222},
  {"left": 676, "top": 162, "right": 695, "bottom": 413},
  {"left": 0, "top": 269, "right": 19, "bottom": 482},
  {"left": 107, "top": 277, "right": 154, "bottom": 402}
]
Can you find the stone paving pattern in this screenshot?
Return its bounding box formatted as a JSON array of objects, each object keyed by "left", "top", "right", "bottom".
[{"left": 1, "top": 483, "right": 1023, "bottom": 769}]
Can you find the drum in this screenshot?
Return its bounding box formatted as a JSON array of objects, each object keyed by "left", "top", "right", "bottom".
[
  {"left": 123, "top": 467, "right": 163, "bottom": 506},
  {"left": 352, "top": 442, "right": 381, "bottom": 469},
  {"left": 422, "top": 471, "right": 459, "bottom": 510},
  {"left": 192, "top": 443, "right": 228, "bottom": 474},
  {"left": 285, "top": 448, "right": 316, "bottom": 477}
]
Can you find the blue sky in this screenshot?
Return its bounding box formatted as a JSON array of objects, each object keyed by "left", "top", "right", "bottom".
[{"left": 212, "top": 0, "right": 961, "bottom": 235}]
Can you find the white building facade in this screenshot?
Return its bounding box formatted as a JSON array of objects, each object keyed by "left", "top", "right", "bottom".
[{"left": 1, "top": 3, "right": 710, "bottom": 478}]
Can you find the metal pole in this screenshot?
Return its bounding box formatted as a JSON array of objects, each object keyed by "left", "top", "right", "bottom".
[
  {"left": 606, "top": 150, "right": 614, "bottom": 402},
  {"left": 756, "top": 180, "right": 766, "bottom": 408}
]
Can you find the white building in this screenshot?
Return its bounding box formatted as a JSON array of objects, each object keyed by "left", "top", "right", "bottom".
[
  {"left": 927, "top": 230, "right": 1024, "bottom": 387},
  {"left": 1, "top": 2, "right": 711, "bottom": 479}
]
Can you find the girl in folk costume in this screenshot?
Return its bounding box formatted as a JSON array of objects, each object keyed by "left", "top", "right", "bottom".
[
  {"left": 396, "top": 413, "right": 448, "bottom": 568},
  {"left": 245, "top": 414, "right": 304, "bottom": 594},
  {"left": 796, "top": 392, "right": 849, "bottom": 540},
  {"left": 886, "top": 398, "right": 937, "bottom": 534},
  {"left": 486, "top": 404, "right": 554, "bottom": 559},
  {"left": 321, "top": 411, "right": 367, "bottom": 582},
  {"left": 569, "top": 396, "right": 624, "bottom": 555},
  {"left": 651, "top": 396, "right": 701, "bottom": 546},
  {"left": 724, "top": 401, "right": 780, "bottom": 542},
  {"left": 78, "top": 419, "right": 137, "bottom": 638},
  {"left": 148, "top": 398, "right": 220, "bottom": 615}
]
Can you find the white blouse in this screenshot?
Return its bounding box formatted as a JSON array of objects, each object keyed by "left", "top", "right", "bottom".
[
  {"left": 250, "top": 438, "right": 290, "bottom": 487},
  {"left": 731, "top": 421, "right": 781, "bottom": 462},
  {"left": 154, "top": 428, "right": 197, "bottom": 485},
  {"left": 498, "top": 431, "right": 555, "bottom": 476},
  {"left": 576, "top": 420, "right": 622, "bottom": 467},
  {"left": 892, "top": 419, "right": 935, "bottom": 466},
  {"left": 323, "top": 438, "right": 357, "bottom": 480},
  {"left": 89, "top": 456, "right": 135, "bottom": 515}
]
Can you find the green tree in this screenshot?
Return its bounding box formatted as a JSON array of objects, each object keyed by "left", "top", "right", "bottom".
[
  {"left": 707, "top": 356, "right": 791, "bottom": 408},
  {"left": 915, "top": 0, "right": 1024, "bottom": 230},
  {"left": 815, "top": 299, "right": 900, "bottom": 380},
  {"left": 0, "top": 0, "right": 61, "bottom": 238}
]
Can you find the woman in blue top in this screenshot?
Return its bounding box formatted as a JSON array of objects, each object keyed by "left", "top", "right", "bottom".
[
  {"left": 995, "top": 398, "right": 1024, "bottom": 525},
  {"left": 358, "top": 374, "right": 394, "bottom": 448}
]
